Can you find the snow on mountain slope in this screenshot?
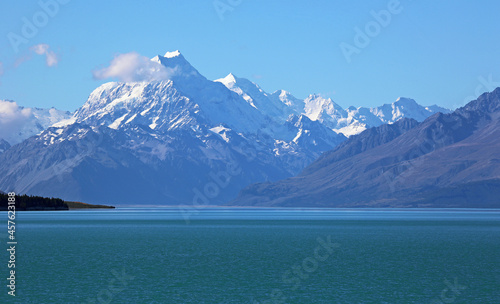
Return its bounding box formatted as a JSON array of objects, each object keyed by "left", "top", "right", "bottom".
[
  {"left": 0, "top": 51, "right": 346, "bottom": 205},
  {"left": 303, "top": 94, "right": 348, "bottom": 130},
  {"left": 286, "top": 114, "right": 346, "bottom": 149},
  {"left": 232, "top": 88, "right": 500, "bottom": 208},
  {"left": 0, "top": 50, "right": 451, "bottom": 205},
  {"left": 0, "top": 100, "right": 72, "bottom": 145},
  {"left": 75, "top": 81, "right": 201, "bottom": 132},
  {"left": 269, "top": 90, "right": 305, "bottom": 114},
  {"left": 74, "top": 51, "right": 344, "bottom": 159},
  {"left": 215, "top": 74, "right": 295, "bottom": 122},
  {"left": 370, "top": 97, "right": 439, "bottom": 123},
  {"left": 84, "top": 52, "right": 269, "bottom": 134},
  {"left": 151, "top": 50, "right": 203, "bottom": 81},
  {"left": 215, "top": 75, "right": 450, "bottom": 137},
  {"left": 342, "top": 98, "right": 452, "bottom": 136},
  {"left": 425, "top": 104, "right": 450, "bottom": 114}
]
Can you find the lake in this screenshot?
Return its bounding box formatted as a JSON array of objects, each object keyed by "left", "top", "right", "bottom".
[{"left": 2, "top": 208, "right": 500, "bottom": 303}]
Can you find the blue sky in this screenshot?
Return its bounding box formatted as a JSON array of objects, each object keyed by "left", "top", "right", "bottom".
[{"left": 0, "top": 0, "right": 499, "bottom": 111}]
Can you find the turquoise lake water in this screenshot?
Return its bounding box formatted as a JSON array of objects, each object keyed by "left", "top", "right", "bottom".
[{"left": 1, "top": 208, "right": 500, "bottom": 303}]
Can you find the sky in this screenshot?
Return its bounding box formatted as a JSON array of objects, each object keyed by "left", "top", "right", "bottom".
[{"left": 0, "top": 0, "right": 499, "bottom": 112}]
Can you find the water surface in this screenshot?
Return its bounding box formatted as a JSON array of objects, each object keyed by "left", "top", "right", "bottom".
[{"left": 2, "top": 208, "right": 499, "bottom": 303}]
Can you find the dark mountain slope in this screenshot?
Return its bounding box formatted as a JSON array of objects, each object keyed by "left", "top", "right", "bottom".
[{"left": 232, "top": 88, "right": 500, "bottom": 208}]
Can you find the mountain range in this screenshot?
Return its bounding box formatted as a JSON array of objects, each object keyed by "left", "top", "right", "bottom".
[
  {"left": 232, "top": 88, "right": 500, "bottom": 208},
  {"left": 0, "top": 51, "right": 452, "bottom": 205},
  {"left": 0, "top": 100, "right": 72, "bottom": 145}
]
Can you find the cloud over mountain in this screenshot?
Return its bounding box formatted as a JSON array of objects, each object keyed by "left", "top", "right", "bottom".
[
  {"left": 93, "top": 52, "right": 176, "bottom": 82},
  {"left": 0, "top": 100, "right": 72, "bottom": 145},
  {"left": 0, "top": 100, "right": 33, "bottom": 141}
]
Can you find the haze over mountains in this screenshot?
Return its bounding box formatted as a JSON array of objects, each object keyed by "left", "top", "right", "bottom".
[{"left": 0, "top": 51, "right": 454, "bottom": 205}]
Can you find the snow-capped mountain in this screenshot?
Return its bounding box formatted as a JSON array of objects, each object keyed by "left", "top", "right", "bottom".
[
  {"left": 339, "top": 98, "right": 450, "bottom": 136},
  {"left": 215, "top": 75, "right": 451, "bottom": 137},
  {"left": 215, "top": 73, "right": 299, "bottom": 122},
  {"left": 0, "top": 99, "right": 72, "bottom": 145},
  {"left": 303, "top": 94, "right": 348, "bottom": 130},
  {"left": 232, "top": 88, "right": 500, "bottom": 208},
  {"left": 351, "top": 97, "right": 449, "bottom": 125},
  {"left": 0, "top": 50, "right": 451, "bottom": 205},
  {"left": 0, "top": 51, "right": 345, "bottom": 205},
  {"left": 76, "top": 57, "right": 268, "bottom": 135}
]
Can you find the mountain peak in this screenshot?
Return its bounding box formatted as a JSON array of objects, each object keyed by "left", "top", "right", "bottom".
[
  {"left": 150, "top": 51, "right": 203, "bottom": 81},
  {"left": 307, "top": 93, "right": 323, "bottom": 100},
  {"left": 394, "top": 97, "right": 418, "bottom": 105},
  {"left": 304, "top": 94, "right": 343, "bottom": 109},
  {"left": 214, "top": 73, "right": 238, "bottom": 90},
  {"left": 164, "top": 50, "right": 182, "bottom": 58},
  {"left": 461, "top": 86, "right": 500, "bottom": 114},
  {"left": 152, "top": 50, "right": 189, "bottom": 65},
  {"left": 277, "top": 90, "right": 289, "bottom": 97},
  {"left": 270, "top": 90, "right": 300, "bottom": 103},
  {"left": 217, "top": 73, "right": 238, "bottom": 85},
  {"left": 232, "top": 88, "right": 500, "bottom": 208}
]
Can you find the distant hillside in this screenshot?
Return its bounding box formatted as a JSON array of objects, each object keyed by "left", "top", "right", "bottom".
[{"left": 232, "top": 88, "right": 500, "bottom": 208}]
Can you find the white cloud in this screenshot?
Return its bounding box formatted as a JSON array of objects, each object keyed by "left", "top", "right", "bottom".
[
  {"left": 93, "top": 52, "right": 174, "bottom": 82},
  {"left": 0, "top": 100, "right": 34, "bottom": 143},
  {"left": 29, "top": 44, "right": 59, "bottom": 67}
]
